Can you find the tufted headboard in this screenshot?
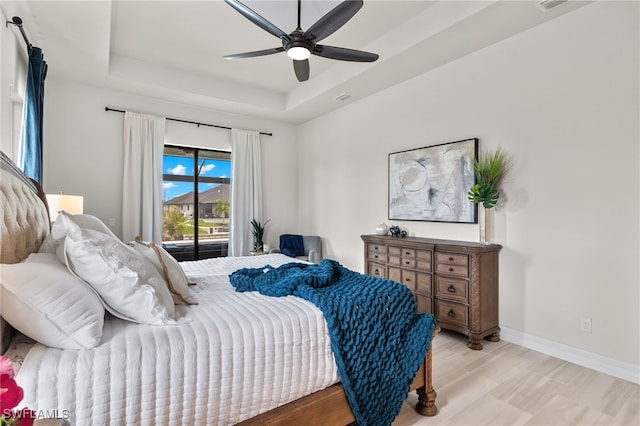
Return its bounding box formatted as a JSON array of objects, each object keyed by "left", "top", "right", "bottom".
[{"left": 0, "top": 151, "right": 50, "bottom": 351}]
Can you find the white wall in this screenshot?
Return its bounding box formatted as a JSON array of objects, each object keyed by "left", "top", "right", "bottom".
[
  {"left": 297, "top": 1, "right": 639, "bottom": 367},
  {"left": 42, "top": 79, "right": 298, "bottom": 249}
]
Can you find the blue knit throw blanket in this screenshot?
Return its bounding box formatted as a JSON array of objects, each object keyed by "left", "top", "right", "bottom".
[{"left": 229, "top": 259, "right": 437, "bottom": 426}]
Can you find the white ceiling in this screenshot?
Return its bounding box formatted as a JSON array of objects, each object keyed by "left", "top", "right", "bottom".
[{"left": 2, "top": 0, "right": 589, "bottom": 124}]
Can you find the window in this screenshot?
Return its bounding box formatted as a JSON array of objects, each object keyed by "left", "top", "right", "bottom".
[{"left": 162, "top": 145, "right": 231, "bottom": 261}]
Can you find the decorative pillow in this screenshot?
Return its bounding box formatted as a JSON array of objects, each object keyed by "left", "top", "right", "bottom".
[
  {"left": 282, "top": 247, "right": 297, "bottom": 258},
  {"left": 129, "top": 237, "right": 196, "bottom": 305},
  {"left": 66, "top": 213, "right": 117, "bottom": 239},
  {"left": 0, "top": 253, "right": 104, "bottom": 350},
  {"left": 54, "top": 212, "right": 176, "bottom": 325},
  {"left": 39, "top": 212, "right": 117, "bottom": 254}
]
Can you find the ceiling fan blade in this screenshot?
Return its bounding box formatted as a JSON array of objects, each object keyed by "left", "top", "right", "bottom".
[
  {"left": 224, "top": 0, "right": 290, "bottom": 41},
  {"left": 224, "top": 47, "right": 284, "bottom": 59},
  {"left": 313, "top": 45, "right": 379, "bottom": 62},
  {"left": 293, "top": 59, "right": 310, "bottom": 82},
  {"left": 305, "top": 0, "right": 363, "bottom": 43}
]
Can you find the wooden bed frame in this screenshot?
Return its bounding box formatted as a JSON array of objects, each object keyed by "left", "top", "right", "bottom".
[
  {"left": 240, "top": 327, "right": 439, "bottom": 425},
  {"left": 0, "top": 155, "right": 439, "bottom": 425}
]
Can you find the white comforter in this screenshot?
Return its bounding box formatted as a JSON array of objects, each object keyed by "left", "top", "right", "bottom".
[{"left": 15, "top": 254, "right": 339, "bottom": 425}]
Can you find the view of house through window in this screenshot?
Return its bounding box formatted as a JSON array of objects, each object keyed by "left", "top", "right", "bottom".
[{"left": 162, "top": 145, "right": 231, "bottom": 261}]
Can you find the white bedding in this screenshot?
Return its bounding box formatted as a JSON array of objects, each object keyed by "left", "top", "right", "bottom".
[{"left": 14, "top": 254, "right": 339, "bottom": 425}]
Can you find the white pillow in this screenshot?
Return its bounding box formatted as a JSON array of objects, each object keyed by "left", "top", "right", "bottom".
[
  {"left": 0, "top": 253, "right": 104, "bottom": 350},
  {"left": 39, "top": 212, "right": 117, "bottom": 254},
  {"left": 66, "top": 213, "right": 117, "bottom": 239},
  {"left": 55, "top": 212, "right": 176, "bottom": 325},
  {"left": 129, "top": 237, "right": 196, "bottom": 305}
]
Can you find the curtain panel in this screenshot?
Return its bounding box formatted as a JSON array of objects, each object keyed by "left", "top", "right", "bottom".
[
  {"left": 122, "top": 112, "right": 166, "bottom": 243},
  {"left": 229, "top": 129, "right": 262, "bottom": 256},
  {"left": 18, "top": 47, "right": 47, "bottom": 184}
]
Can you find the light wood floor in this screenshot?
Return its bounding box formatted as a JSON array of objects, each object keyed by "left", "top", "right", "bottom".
[{"left": 394, "top": 330, "right": 639, "bottom": 426}]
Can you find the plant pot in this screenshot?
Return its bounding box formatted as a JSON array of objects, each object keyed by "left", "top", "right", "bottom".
[{"left": 479, "top": 207, "right": 491, "bottom": 244}]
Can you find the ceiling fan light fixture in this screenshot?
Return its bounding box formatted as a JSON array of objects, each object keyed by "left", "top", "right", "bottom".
[{"left": 286, "top": 46, "right": 311, "bottom": 60}]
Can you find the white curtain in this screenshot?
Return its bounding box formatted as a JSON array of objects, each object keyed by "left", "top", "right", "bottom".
[
  {"left": 122, "top": 111, "right": 166, "bottom": 243},
  {"left": 229, "top": 128, "right": 262, "bottom": 256}
]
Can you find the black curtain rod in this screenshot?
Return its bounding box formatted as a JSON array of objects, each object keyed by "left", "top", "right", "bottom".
[
  {"left": 105, "top": 107, "right": 273, "bottom": 137},
  {"left": 5, "top": 16, "right": 33, "bottom": 52}
]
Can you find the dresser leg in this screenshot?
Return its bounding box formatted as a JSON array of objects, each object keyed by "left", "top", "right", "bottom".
[
  {"left": 467, "top": 335, "right": 483, "bottom": 350},
  {"left": 485, "top": 330, "right": 500, "bottom": 342}
]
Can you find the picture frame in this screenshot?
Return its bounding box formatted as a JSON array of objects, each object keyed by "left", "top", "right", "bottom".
[{"left": 388, "top": 138, "right": 478, "bottom": 223}]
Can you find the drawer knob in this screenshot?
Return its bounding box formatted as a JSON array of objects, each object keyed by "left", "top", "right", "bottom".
[
  {"left": 405, "top": 251, "right": 410, "bottom": 255},
  {"left": 374, "top": 269, "right": 380, "bottom": 276},
  {"left": 405, "top": 277, "right": 411, "bottom": 282},
  {"left": 405, "top": 261, "right": 410, "bottom": 265},
  {"left": 374, "top": 254, "right": 379, "bottom": 259},
  {"left": 374, "top": 246, "right": 379, "bottom": 250},
  {"left": 447, "top": 285, "right": 456, "bottom": 293},
  {"left": 449, "top": 267, "right": 454, "bottom": 272},
  {"left": 447, "top": 309, "right": 456, "bottom": 318},
  {"left": 449, "top": 256, "right": 454, "bottom": 261}
]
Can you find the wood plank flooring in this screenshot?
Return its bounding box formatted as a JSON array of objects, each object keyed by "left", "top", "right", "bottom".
[{"left": 394, "top": 330, "right": 639, "bottom": 426}]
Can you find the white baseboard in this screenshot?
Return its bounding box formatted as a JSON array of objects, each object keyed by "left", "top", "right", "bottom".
[{"left": 500, "top": 326, "right": 640, "bottom": 384}]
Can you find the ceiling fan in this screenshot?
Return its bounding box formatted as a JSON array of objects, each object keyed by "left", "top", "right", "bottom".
[{"left": 223, "top": 0, "right": 379, "bottom": 82}]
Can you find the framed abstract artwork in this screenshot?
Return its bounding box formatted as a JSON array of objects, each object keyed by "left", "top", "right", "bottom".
[{"left": 388, "top": 138, "right": 478, "bottom": 223}]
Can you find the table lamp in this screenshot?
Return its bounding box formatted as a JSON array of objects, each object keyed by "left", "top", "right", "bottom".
[{"left": 46, "top": 193, "right": 84, "bottom": 222}]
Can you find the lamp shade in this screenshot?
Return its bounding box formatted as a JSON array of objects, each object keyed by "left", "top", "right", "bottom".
[{"left": 46, "top": 194, "right": 84, "bottom": 222}]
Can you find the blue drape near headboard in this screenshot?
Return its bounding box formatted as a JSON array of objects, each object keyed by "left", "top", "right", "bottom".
[{"left": 19, "top": 47, "right": 48, "bottom": 184}]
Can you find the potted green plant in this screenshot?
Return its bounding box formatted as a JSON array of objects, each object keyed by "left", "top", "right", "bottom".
[
  {"left": 250, "top": 218, "right": 270, "bottom": 252},
  {"left": 468, "top": 148, "right": 511, "bottom": 243}
]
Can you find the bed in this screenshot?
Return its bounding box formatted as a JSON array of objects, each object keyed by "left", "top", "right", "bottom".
[{"left": 0, "top": 151, "right": 438, "bottom": 425}]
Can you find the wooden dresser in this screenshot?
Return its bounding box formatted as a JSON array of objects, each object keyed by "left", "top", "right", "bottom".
[{"left": 361, "top": 235, "right": 502, "bottom": 350}]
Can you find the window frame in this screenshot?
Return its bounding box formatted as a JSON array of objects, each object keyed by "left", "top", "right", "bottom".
[{"left": 162, "top": 145, "right": 231, "bottom": 260}]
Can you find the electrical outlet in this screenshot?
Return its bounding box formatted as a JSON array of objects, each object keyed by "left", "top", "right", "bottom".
[{"left": 580, "top": 317, "right": 592, "bottom": 333}]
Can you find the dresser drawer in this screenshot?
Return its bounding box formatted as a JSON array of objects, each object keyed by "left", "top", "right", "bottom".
[
  {"left": 416, "top": 273, "right": 432, "bottom": 296},
  {"left": 400, "top": 248, "right": 415, "bottom": 257},
  {"left": 436, "top": 252, "right": 469, "bottom": 266},
  {"left": 400, "top": 258, "right": 416, "bottom": 268},
  {"left": 388, "top": 246, "right": 402, "bottom": 256},
  {"left": 367, "top": 251, "right": 385, "bottom": 263},
  {"left": 435, "top": 263, "right": 469, "bottom": 277},
  {"left": 435, "top": 253, "right": 469, "bottom": 277},
  {"left": 368, "top": 243, "right": 387, "bottom": 255},
  {"left": 367, "top": 262, "right": 386, "bottom": 278},
  {"left": 435, "top": 300, "right": 468, "bottom": 327},
  {"left": 401, "top": 270, "right": 416, "bottom": 290},
  {"left": 416, "top": 295, "right": 433, "bottom": 314},
  {"left": 435, "top": 276, "right": 467, "bottom": 301},
  {"left": 388, "top": 266, "right": 401, "bottom": 283},
  {"left": 388, "top": 255, "right": 401, "bottom": 266},
  {"left": 416, "top": 250, "right": 432, "bottom": 272}
]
